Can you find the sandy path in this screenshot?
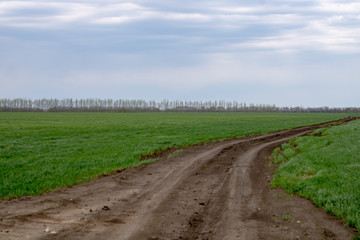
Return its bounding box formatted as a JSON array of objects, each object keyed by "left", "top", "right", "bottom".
[{"left": 0, "top": 118, "right": 357, "bottom": 240}]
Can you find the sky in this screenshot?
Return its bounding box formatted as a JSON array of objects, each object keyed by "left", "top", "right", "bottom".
[{"left": 0, "top": 0, "right": 359, "bottom": 107}]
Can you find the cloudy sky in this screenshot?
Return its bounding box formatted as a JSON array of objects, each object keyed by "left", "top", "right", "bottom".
[{"left": 0, "top": 0, "right": 359, "bottom": 107}]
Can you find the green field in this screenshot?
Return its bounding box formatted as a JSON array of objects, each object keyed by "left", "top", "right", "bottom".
[
  {"left": 271, "top": 119, "right": 360, "bottom": 232},
  {"left": 0, "top": 112, "right": 350, "bottom": 199}
]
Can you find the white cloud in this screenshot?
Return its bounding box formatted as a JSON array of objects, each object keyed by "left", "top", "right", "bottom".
[
  {"left": 0, "top": 2, "right": 96, "bottom": 27},
  {"left": 93, "top": 11, "right": 211, "bottom": 25},
  {"left": 1, "top": 0, "right": 359, "bottom": 28},
  {"left": 231, "top": 12, "right": 360, "bottom": 53},
  {"left": 161, "top": 12, "right": 211, "bottom": 22},
  {"left": 315, "top": 2, "right": 360, "bottom": 13},
  {"left": 215, "top": 7, "right": 260, "bottom": 14},
  {"left": 1, "top": 0, "right": 359, "bottom": 53},
  {"left": 0, "top": 1, "right": 150, "bottom": 27}
]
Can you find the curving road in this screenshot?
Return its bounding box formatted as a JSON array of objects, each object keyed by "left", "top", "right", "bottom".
[{"left": 0, "top": 118, "right": 356, "bottom": 240}]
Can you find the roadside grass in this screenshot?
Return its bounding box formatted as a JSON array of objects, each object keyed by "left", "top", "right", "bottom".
[
  {"left": 282, "top": 215, "right": 291, "bottom": 221},
  {"left": 271, "top": 120, "right": 360, "bottom": 232},
  {"left": 167, "top": 149, "right": 184, "bottom": 159},
  {"left": 0, "top": 112, "right": 350, "bottom": 199}
]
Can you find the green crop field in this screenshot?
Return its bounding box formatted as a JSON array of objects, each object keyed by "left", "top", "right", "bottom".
[
  {"left": 271, "top": 119, "right": 360, "bottom": 232},
  {"left": 0, "top": 112, "right": 350, "bottom": 199}
]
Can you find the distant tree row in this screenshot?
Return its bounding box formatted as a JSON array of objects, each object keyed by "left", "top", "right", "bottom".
[{"left": 0, "top": 98, "right": 359, "bottom": 113}]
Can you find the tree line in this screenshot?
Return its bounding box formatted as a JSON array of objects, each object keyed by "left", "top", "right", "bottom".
[{"left": 0, "top": 98, "right": 359, "bottom": 113}]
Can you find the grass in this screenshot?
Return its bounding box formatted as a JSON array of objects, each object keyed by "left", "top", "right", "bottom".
[
  {"left": 0, "top": 112, "right": 350, "bottom": 199},
  {"left": 167, "top": 149, "right": 184, "bottom": 159},
  {"left": 282, "top": 215, "right": 291, "bottom": 221},
  {"left": 271, "top": 119, "right": 360, "bottom": 232}
]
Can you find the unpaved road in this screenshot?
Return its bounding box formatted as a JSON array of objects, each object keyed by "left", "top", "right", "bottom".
[{"left": 0, "top": 118, "right": 357, "bottom": 240}]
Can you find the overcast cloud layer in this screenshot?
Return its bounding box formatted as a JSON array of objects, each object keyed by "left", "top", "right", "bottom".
[{"left": 1, "top": 0, "right": 359, "bottom": 107}]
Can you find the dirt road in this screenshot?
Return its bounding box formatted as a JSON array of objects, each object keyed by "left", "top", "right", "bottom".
[{"left": 0, "top": 118, "right": 357, "bottom": 240}]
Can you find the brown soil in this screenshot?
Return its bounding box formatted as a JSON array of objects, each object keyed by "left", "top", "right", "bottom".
[{"left": 0, "top": 118, "right": 357, "bottom": 240}]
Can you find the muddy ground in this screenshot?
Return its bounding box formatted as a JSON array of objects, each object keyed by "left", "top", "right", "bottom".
[{"left": 0, "top": 118, "right": 358, "bottom": 240}]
